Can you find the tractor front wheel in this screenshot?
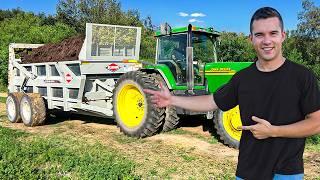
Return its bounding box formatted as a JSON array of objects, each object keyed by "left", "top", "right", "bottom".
[
  {"left": 113, "top": 71, "right": 165, "bottom": 137},
  {"left": 213, "top": 106, "right": 242, "bottom": 149}
]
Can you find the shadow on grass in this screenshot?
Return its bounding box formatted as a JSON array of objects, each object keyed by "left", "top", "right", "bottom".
[
  {"left": 45, "top": 110, "right": 116, "bottom": 126},
  {"left": 178, "top": 115, "right": 220, "bottom": 140}
]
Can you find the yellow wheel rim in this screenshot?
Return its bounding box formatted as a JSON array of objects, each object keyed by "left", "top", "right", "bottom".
[
  {"left": 222, "top": 105, "right": 242, "bottom": 141},
  {"left": 116, "top": 83, "right": 145, "bottom": 128}
]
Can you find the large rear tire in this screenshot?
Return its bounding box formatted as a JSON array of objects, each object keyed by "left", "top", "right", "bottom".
[
  {"left": 162, "top": 106, "right": 180, "bottom": 132},
  {"left": 213, "top": 106, "right": 241, "bottom": 149},
  {"left": 113, "top": 71, "right": 165, "bottom": 137},
  {"left": 6, "top": 92, "right": 24, "bottom": 123},
  {"left": 151, "top": 74, "right": 180, "bottom": 132},
  {"left": 20, "top": 93, "right": 46, "bottom": 127}
]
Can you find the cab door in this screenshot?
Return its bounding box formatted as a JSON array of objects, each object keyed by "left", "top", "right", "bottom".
[{"left": 192, "top": 32, "right": 218, "bottom": 86}]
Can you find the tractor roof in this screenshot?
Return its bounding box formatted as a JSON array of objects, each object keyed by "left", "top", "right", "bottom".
[{"left": 155, "top": 26, "right": 220, "bottom": 37}]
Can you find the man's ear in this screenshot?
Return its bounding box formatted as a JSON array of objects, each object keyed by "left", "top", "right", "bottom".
[
  {"left": 281, "top": 31, "right": 286, "bottom": 42},
  {"left": 249, "top": 34, "right": 253, "bottom": 43}
]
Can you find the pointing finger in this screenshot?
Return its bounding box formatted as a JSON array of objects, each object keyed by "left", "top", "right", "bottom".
[{"left": 241, "top": 125, "right": 254, "bottom": 131}]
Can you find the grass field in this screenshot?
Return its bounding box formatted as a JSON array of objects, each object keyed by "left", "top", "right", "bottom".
[
  {"left": 0, "top": 126, "right": 138, "bottom": 179},
  {"left": 0, "top": 98, "right": 319, "bottom": 179}
]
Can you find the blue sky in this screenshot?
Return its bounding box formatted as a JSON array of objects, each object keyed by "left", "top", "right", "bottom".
[{"left": 1, "top": 0, "right": 319, "bottom": 35}]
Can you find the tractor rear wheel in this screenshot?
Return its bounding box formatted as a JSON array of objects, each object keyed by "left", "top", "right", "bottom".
[
  {"left": 151, "top": 74, "right": 180, "bottom": 132},
  {"left": 6, "top": 92, "right": 24, "bottom": 123},
  {"left": 213, "top": 106, "right": 241, "bottom": 149},
  {"left": 20, "top": 93, "right": 46, "bottom": 127},
  {"left": 113, "top": 71, "right": 165, "bottom": 137},
  {"left": 162, "top": 106, "right": 180, "bottom": 132}
]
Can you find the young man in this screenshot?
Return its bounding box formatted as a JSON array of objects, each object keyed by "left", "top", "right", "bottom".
[{"left": 144, "top": 7, "right": 320, "bottom": 179}]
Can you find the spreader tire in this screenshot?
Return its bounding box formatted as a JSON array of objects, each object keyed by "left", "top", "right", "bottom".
[
  {"left": 6, "top": 92, "right": 24, "bottom": 123},
  {"left": 20, "top": 93, "right": 46, "bottom": 127}
]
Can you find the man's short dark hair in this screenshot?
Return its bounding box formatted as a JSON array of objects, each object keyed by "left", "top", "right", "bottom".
[{"left": 250, "top": 7, "right": 284, "bottom": 34}]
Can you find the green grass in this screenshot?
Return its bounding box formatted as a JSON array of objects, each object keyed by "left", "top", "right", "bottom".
[
  {"left": 0, "top": 96, "right": 6, "bottom": 103},
  {"left": 307, "top": 134, "right": 320, "bottom": 145},
  {"left": 0, "top": 126, "right": 139, "bottom": 179},
  {"left": 169, "top": 128, "right": 319, "bottom": 147},
  {"left": 306, "top": 134, "right": 320, "bottom": 151},
  {"left": 113, "top": 133, "right": 147, "bottom": 144},
  {"left": 166, "top": 128, "right": 189, "bottom": 135},
  {"left": 0, "top": 84, "right": 7, "bottom": 92},
  {"left": 166, "top": 128, "right": 218, "bottom": 144}
]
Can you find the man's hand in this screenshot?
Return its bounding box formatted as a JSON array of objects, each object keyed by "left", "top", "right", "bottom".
[
  {"left": 143, "top": 83, "right": 172, "bottom": 108},
  {"left": 145, "top": 83, "right": 218, "bottom": 112},
  {"left": 241, "top": 116, "right": 275, "bottom": 139}
]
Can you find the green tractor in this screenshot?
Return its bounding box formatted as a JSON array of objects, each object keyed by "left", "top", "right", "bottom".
[{"left": 113, "top": 24, "right": 252, "bottom": 148}]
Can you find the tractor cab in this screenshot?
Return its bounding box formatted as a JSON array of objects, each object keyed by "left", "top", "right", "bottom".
[{"left": 155, "top": 24, "right": 220, "bottom": 92}]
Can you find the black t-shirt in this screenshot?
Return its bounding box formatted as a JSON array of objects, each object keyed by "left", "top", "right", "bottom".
[{"left": 213, "top": 60, "right": 320, "bottom": 179}]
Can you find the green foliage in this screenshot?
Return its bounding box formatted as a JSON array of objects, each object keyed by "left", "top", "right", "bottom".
[
  {"left": 0, "top": 12, "right": 77, "bottom": 85},
  {"left": 0, "top": 83, "right": 7, "bottom": 92},
  {"left": 0, "top": 97, "right": 6, "bottom": 103},
  {"left": 56, "top": 0, "right": 155, "bottom": 60},
  {"left": 56, "top": 0, "right": 143, "bottom": 33},
  {"left": 307, "top": 134, "right": 320, "bottom": 145},
  {"left": 283, "top": 34, "right": 305, "bottom": 65},
  {"left": 282, "top": 0, "right": 320, "bottom": 81},
  {"left": 0, "top": 8, "right": 25, "bottom": 21},
  {"left": 140, "top": 28, "right": 156, "bottom": 61},
  {"left": 0, "top": 126, "right": 138, "bottom": 179},
  {"left": 297, "top": 0, "right": 320, "bottom": 38},
  {"left": 217, "top": 32, "right": 256, "bottom": 62}
]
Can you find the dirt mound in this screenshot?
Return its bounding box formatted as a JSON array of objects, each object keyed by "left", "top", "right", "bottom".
[{"left": 21, "top": 35, "right": 85, "bottom": 64}]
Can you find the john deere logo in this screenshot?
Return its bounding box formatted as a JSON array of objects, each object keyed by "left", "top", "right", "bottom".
[{"left": 107, "top": 63, "right": 120, "bottom": 72}]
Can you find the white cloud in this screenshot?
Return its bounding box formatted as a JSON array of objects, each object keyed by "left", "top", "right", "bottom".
[
  {"left": 188, "top": 18, "right": 197, "bottom": 23},
  {"left": 178, "top": 12, "right": 189, "bottom": 17},
  {"left": 190, "top": 13, "right": 206, "bottom": 17},
  {"left": 188, "top": 18, "right": 204, "bottom": 23}
]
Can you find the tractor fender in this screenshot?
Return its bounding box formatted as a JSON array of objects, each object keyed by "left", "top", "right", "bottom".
[{"left": 140, "top": 69, "right": 173, "bottom": 89}]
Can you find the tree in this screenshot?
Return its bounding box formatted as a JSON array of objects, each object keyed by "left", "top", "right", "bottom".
[
  {"left": 0, "top": 12, "right": 76, "bottom": 85},
  {"left": 0, "top": 8, "right": 25, "bottom": 21},
  {"left": 298, "top": 0, "right": 320, "bottom": 38},
  {"left": 56, "top": 0, "right": 156, "bottom": 60},
  {"left": 56, "top": 0, "right": 143, "bottom": 33},
  {"left": 217, "top": 32, "right": 256, "bottom": 62},
  {"left": 292, "top": 0, "right": 320, "bottom": 80},
  {"left": 140, "top": 16, "right": 156, "bottom": 61}
]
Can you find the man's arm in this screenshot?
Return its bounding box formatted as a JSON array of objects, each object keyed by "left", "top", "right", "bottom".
[
  {"left": 242, "top": 110, "right": 320, "bottom": 139},
  {"left": 144, "top": 85, "right": 218, "bottom": 112},
  {"left": 273, "top": 110, "right": 320, "bottom": 138},
  {"left": 170, "top": 95, "right": 218, "bottom": 112}
]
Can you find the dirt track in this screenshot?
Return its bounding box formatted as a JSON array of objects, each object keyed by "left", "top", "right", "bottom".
[{"left": 0, "top": 102, "right": 319, "bottom": 179}]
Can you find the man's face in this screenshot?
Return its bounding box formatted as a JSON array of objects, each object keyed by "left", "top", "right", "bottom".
[{"left": 250, "top": 17, "right": 286, "bottom": 62}]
